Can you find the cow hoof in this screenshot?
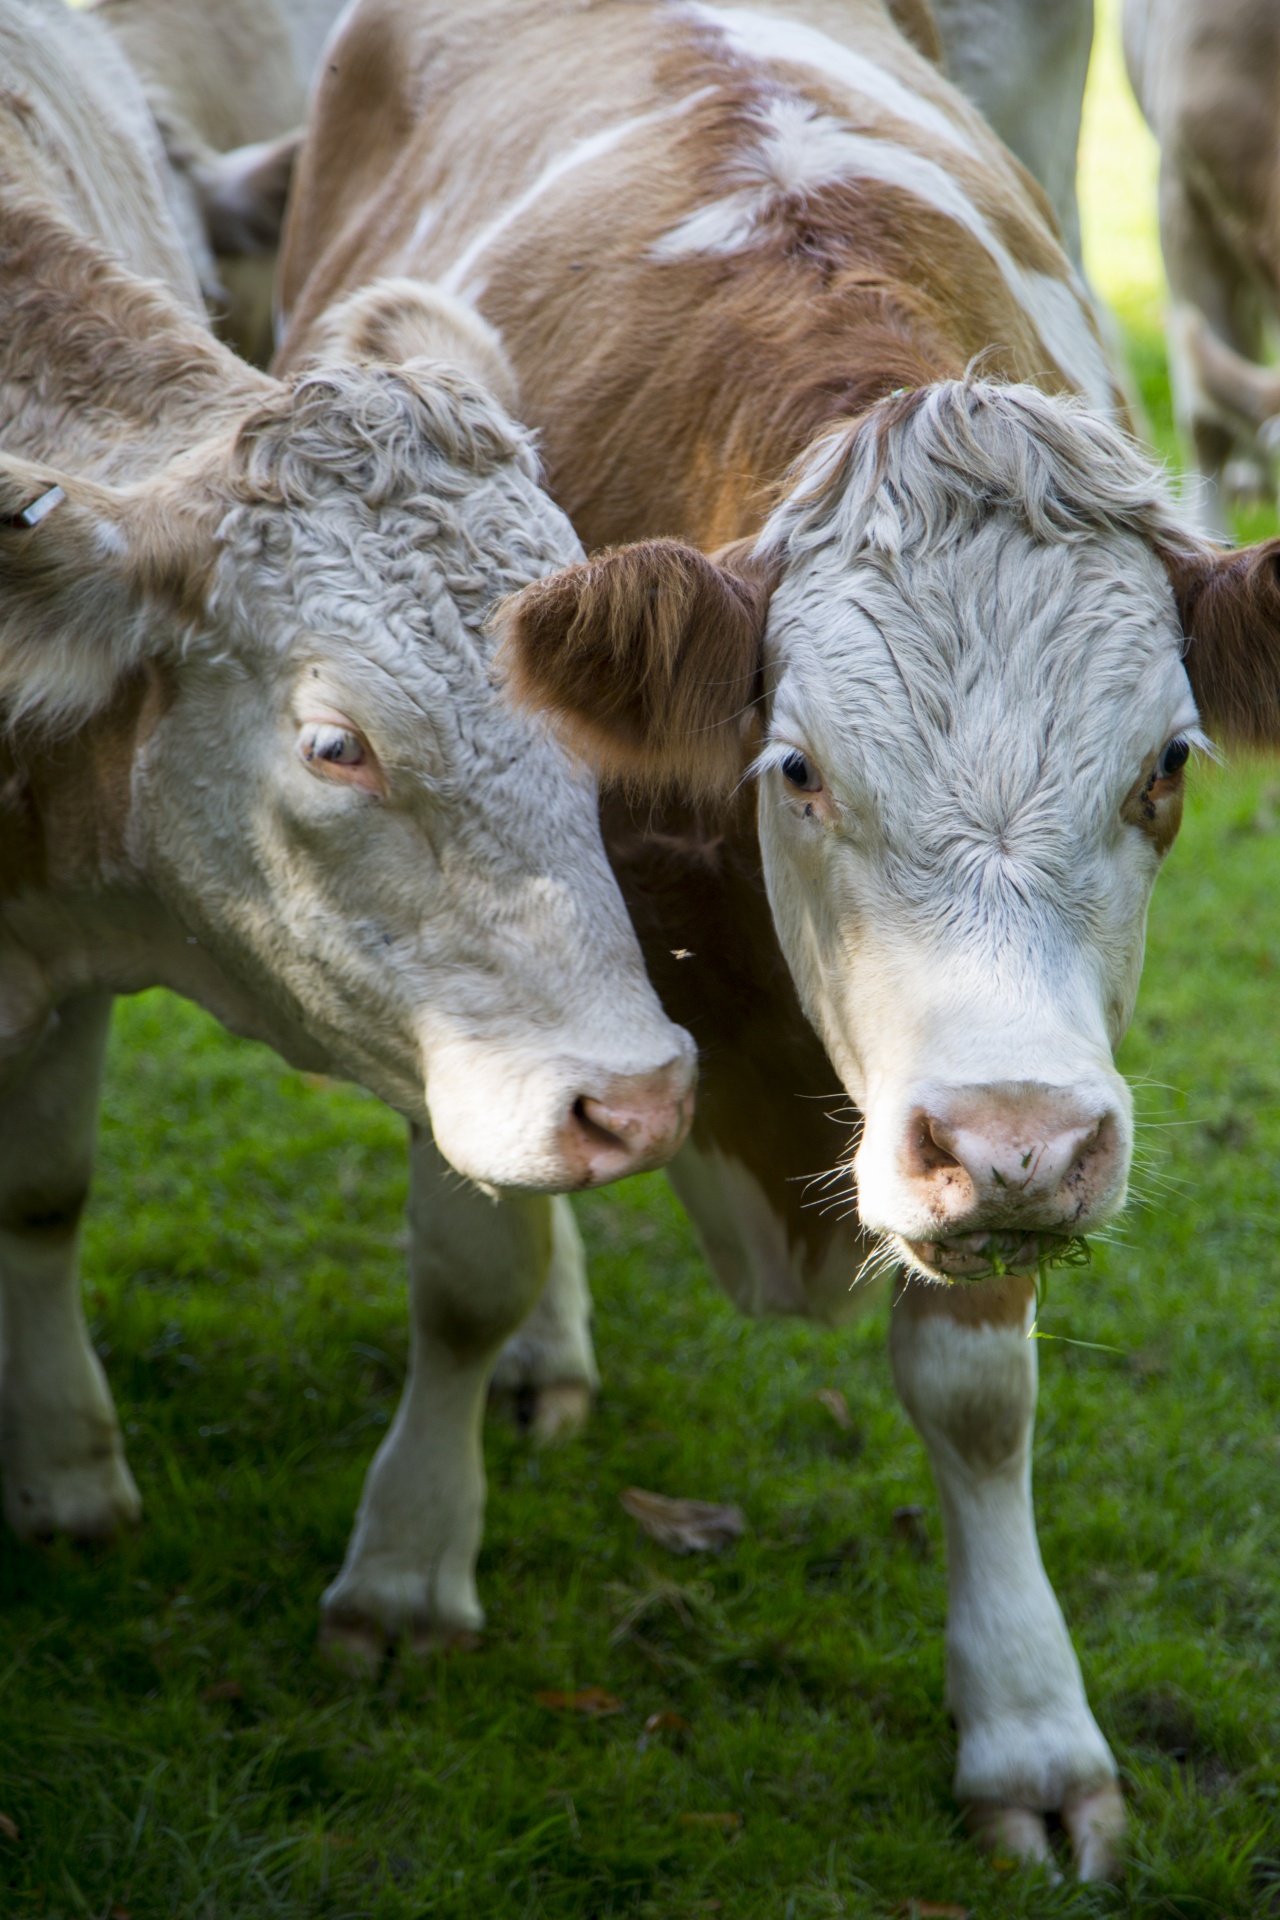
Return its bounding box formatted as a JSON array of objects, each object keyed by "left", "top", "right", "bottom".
[
  {"left": 4, "top": 1451, "right": 142, "bottom": 1542},
  {"left": 491, "top": 1380, "right": 593, "bottom": 1443},
  {"left": 527, "top": 1381, "right": 592, "bottom": 1443},
  {"left": 1062, "top": 1781, "right": 1126, "bottom": 1882},
  {"left": 965, "top": 1802, "right": 1060, "bottom": 1879},
  {"left": 318, "top": 1615, "right": 483, "bottom": 1675},
  {"left": 317, "top": 1617, "right": 387, "bottom": 1678}
]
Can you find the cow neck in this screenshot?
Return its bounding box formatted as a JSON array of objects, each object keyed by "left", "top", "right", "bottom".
[{"left": 0, "top": 188, "right": 269, "bottom": 483}]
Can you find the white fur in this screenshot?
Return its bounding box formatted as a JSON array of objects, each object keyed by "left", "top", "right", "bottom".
[{"left": 686, "top": 4, "right": 979, "bottom": 155}]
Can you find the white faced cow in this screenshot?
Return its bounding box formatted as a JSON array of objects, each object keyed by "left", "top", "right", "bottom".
[
  {"left": 278, "top": 0, "right": 1280, "bottom": 1878},
  {"left": 0, "top": 0, "right": 693, "bottom": 1656}
]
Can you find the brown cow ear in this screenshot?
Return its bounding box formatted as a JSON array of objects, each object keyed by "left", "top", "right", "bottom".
[
  {"left": 495, "top": 538, "right": 771, "bottom": 798},
  {"left": 1164, "top": 538, "right": 1280, "bottom": 750}
]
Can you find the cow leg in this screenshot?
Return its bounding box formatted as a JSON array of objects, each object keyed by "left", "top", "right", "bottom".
[
  {"left": 889, "top": 1274, "right": 1123, "bottom": 1882},
  {"left": 489, "top": 1195, "right": 598, "bottom": 1441},
  {"left": 320, "top": 1126, "right": 553, "bottom": 1666},
  {"left": 1159, "top": 165, "right": 1267, "bottom": 531},
  {"left": 0, "top": 990, "right": 140, "bottom": 1540}
]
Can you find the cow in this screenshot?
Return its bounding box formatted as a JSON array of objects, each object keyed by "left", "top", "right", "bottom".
[
  {"left": 0, "top": 0, "right": 695, "bottom": 1660},
  {"left": 930, "top": 0, "right": 1093, "bottom": 269},
  {"left": 276, "top": 0, "right": 1280, "bottom": 1878},
  {"left": 86, "top": 0, "right": 349, "bottom": 363},
  {"left": 1125, "top": 0, "right": 1280, "bottom": 530}
]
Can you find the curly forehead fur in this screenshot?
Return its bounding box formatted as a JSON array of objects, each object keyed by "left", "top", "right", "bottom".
[
  {"left": 226, "top": 358, "right": 538, "bottom": 509},
  {"left": 209, "top": 361, "right": 579, "bottom": 780}
]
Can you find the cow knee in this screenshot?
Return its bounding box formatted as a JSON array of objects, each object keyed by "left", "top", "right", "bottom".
[{"left": 0, "top": 1181, "right": 91, "bottom": 1242}]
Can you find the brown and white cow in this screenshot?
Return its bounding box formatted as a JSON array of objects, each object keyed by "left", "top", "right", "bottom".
[
  {"left": 277, "top": 0, "right": 1280, "bottom": 1876},
  {"left": 0, "top": 0, "right": 693, "bottom": 1643},
  {"left": 1126, "top": 0, "right": 1280, "bottom": 528}
]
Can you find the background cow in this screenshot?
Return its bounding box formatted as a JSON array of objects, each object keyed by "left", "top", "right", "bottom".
[
  {"left": 1125, "top": 0, "right": 1280, "bottom": 529},
  {"left": 0, "top": 0, "right": 692, "bottom": 1649},
  {"left": 278, "top": 0, "right": 1280, "bottom": 1877},
  {"left": 88, "top": 0, "right": 349, "bottom": 362}
]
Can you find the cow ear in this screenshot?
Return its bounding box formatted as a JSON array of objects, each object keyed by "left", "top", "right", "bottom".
[
  {"left": 196, "top": 131, "right": 301, "bottom": 257},
  {"left": 0, "top": 455, "right": 214, "bottom": 731},
  {"left": 1165, "top": 538, "right": 1280, "bottom": 749},
  {"left": 495, "top": 538, "right": 771, "bottom": 798}
]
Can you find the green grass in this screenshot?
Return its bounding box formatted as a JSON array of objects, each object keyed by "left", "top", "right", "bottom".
[{"left": 8, "top": 7, "right": 1280, "bottom": 1917}]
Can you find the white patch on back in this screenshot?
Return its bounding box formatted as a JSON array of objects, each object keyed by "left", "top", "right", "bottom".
[
  {"left": 687, "top": 2, "right": 978, "bottom": 156},
  {"left": 653, "top": 95, "right": 1114, "bottom": 408},
  {"left": 438, "top": 89, "right": 716, "bottom": 304}
]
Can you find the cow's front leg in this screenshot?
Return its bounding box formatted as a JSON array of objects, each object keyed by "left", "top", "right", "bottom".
[
  {"left": 489, "top": 1195, "right": 598, "bottom": 1441},
  {"left": 889, "top": 1273, "right": 1123, "bottom": 1882},
  {"left": 0, "top": 990, "right": 140, "bottom": 1540},
  {"left": 320, "top": 1127, "right": 553, "bottom": 1666}
]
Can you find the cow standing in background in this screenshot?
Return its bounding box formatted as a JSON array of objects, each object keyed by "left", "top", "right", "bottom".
[
  {"left": 0, "top": 0, "right": 694, "bottom": 1639},
  {"left": 84, "top": 0, "right": 349, "bottom": 362},
  {"left": 1126, "top": 0, "right": 1280, "bottom": 528},
  {"left": 931, "top": 0, "right": 1093, "bottom": 268},
  {"left": 279, "top": 0, "right": 1280, "bottom": 1876}
]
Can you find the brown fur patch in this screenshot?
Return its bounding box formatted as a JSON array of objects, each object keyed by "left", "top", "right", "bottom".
[
  {"left": 1163, "top": 538, "right": 1280, "bottom": 749},
  {"left": 895, "top": 1270, "right": 1035, "bottom": 1329},
  {"left": 496, "top": 540, "right": 769, "bottom": 798}
]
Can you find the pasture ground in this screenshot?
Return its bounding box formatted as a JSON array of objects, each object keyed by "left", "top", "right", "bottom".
[{"left": 6, "top": 6, "right": 1280, "bottom": 1915}]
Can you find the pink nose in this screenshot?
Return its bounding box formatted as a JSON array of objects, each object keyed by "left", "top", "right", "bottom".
[
  {"left": 559, "top": 1063, "right": 695, "bottom": 1187},
  {"left": 900, "top": 1082, "right": 1123, "bottom": 1239}
]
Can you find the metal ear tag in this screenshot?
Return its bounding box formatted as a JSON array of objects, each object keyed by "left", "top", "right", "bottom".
[{"left": 2, "top": 485, "right": 65, "bottom": 530}]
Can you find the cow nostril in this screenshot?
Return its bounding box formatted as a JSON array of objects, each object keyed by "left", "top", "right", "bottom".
[
  {"left": 570, "top": 1095, "right": 628, "bottom": 1156},
  {"left": 917, "top": 1113, "right": 960, "bottom": 1174}
]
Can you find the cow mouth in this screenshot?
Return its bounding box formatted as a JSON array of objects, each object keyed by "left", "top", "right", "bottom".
[{"left": 900, "top": 1230, "right": 1079, "bottom": 1282}]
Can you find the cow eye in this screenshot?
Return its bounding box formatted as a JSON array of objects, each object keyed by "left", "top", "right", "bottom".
[
  {"left": 1155, "top": 735, "right": 1191, "bottom": 781},
  {"left": 299, "top": 721, "right": 366, "bottom": 771},
  {"left": 780, "top": 750, "right": 822, "bottom": 792}
]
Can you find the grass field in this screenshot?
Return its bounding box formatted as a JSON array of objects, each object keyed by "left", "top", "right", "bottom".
[{"left": 7, "top": 8, "right": 1280, "bottom": 1918}]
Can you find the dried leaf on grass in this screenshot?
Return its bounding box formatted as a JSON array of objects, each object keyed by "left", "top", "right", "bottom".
[
  {"left": 679, "top": 1811, "right": 741, "bottom": 1831},
  {"left": 200, "top": 1678, "right": 243, "bottom": 1702},
  {"left": 0, "top": 1813, "right": 19, "bottom": 1842},
  {"left": 815, "top": 1386, "right": 855, "bottom": 1431},
  {"left": 893, "top": 1904, "right": 970, "bottom": 1919},
  {"left": 620, "top": 1487, "right": 745, "bottom": 1553},
  {"left": 535, "top": 1686, "right": 625, "bottom": 1716}
]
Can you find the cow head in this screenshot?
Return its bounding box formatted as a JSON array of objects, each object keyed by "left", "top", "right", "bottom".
[
  {"left": 499, "top": 381, "right": 1280, "bottom": 1276},
  {"left": 0, "top": 360, "right": 694, "bottom": 1190}
]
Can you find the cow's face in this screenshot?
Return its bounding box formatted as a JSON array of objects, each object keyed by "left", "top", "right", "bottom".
[
  {"left": 0, "top": 366, "right": 694, "bottom": 1191},
  {"left": 755, "top": 508, "right": 1197, "bottom": 1277},
  {"left": 501, "top": 382, "right": 1280, "bottom": 1276}
]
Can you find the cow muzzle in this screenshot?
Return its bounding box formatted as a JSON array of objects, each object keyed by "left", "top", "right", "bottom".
[
  {"left": 872, "top": 1080, "right": 1128, "bottom": 1280},
  {"left": 558, "top": 1065, "right": 696, "bottom": 1187}
]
